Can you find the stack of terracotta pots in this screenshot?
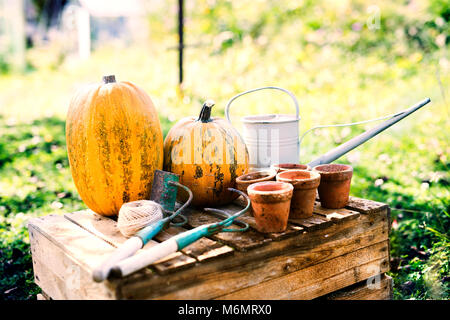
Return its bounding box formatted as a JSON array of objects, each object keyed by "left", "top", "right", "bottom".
[{"left": 236, "top": 163, "right": 353, "bottom": 233}]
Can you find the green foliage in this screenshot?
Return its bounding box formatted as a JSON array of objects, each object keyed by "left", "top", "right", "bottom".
[
  {"left": 390, "top": 238, "right": 449, "bottom": 299},
  {"left": 430, "top": 0, "right": 450, "bottom": 21},
  {"left": 0, "top": 56, "right": 10, "bottom": 75},
  {"left": 186, "top": 0, "right": 449, "bottom": 57},
  {"left": 0, "top": 116, "right": 79, "bottom": 300}
]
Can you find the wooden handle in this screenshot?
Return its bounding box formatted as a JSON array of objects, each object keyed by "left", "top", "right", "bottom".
[
  {"left": 111, "top": 238, "right": 178, "bottom": 277},
  {"left": 92, "top": 236, "right": 143, "bottom": 282}
]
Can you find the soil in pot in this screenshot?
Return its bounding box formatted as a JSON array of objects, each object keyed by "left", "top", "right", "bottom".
[
  {"left": 247, "top": 181, "right": 293, "bottom": 233},
  {"left": 235, "top": 170, "right": 276, "bottom": 195},
  {"left": 313, "top": 164, "right": 353, "bottom": 209},
  {"left": 276, "top": 169, "right": 321, "bottom": 218},
  {"left": 270, "top": 163, "right": 311, "bottom": 173}
]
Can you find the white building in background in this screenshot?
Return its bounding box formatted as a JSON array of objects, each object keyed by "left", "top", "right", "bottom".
[
  {"left": 64, "top": 0, "right": 150, "bottom": 59},
  {"left": 0, "top": 0, "right": 26, "bottom": 71},
  {"left": 0, "top": 0, "right": 154, "bottom": 68}
]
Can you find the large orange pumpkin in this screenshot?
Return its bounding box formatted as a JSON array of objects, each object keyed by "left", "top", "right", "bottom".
[
  {"left": 66, "top": 75, "right": 163, "bottom": 216},
  {"left": 163, "top": 100, "right": 249, "bottom": 207}
]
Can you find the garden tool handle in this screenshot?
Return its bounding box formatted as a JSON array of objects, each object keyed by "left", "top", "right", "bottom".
[
  {"left": 225, "top": 86, "right": 300, "bottom": 123},
  {"left": 111, "top": 224, "right": 213, "bottom": 278},
  {"left": 92, "top": 218, "right": 169, "bottom": 282},
  {"left": 110, "top": 188, "right": 249, "bottom": 278},
  {"left": 92, "top": 236, "right": 143, "bottom": 282},
  {"left": 135, "top": 218, "right": 170, "bottom": 243},
  {"left": 111, "top": 237, "right": 180, "bottom": 278}
]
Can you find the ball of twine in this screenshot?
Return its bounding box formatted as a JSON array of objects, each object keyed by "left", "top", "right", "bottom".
[{"left": 117, "top": 200, "right": 164, "bottom": 238}]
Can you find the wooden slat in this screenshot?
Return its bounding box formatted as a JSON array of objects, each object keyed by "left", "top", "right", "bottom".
[
  {"left": 162, "top": 226, "right": 235, "bottom": 262},
  {"left": 287, "top": 203, "right": 360, "bottom": 231},
  {"left": 315, "top": 195, "right": 389, "bottom": 214},
  {"left": 64, "top": 210, "right": 229, "bottom": 266},
  {"left": 36, "top": 293, "right": 47, "bottom": 300},
  {"left": 152, "top": 254, "right": 197, "bottom": 275},
  {"left": 28, "top": 215, "right": 120, "bottom": 299},
  {"left": 118, "top": 208, "right": 389, "bottom": 299},
  {"left": 236, "top": 212, "right": 304, "bottom": 241},
  {"left": 32, "top": 254, "right": 112, "bottom": 300},
  {"left": 64, "top": 211, "right": 196, "bottom": 275},
  {"left": 64, "top": 210, "right": 121, "bottom": 247},
  {"left": 185, "top": 207, "right": 272, "bottom": 251},
  {"left": 289, "top": 214, "right": 334, "bottom": 231},
  {"left": 212, "top": 228, "right": 272, "bottom": 251},
  {"left": 322, "top": 274, "right": 393, "bottom": 300},
  {"left": 40, "top": 290, "right": 51, "bottom": 300},
  {"left": 30, "top": 215, "right": 117, "bottom": 270},
  {"left": 313, "top": 202, "right": 360, "bottom": 222},
  {"left": 346, "top": 196, "right": 389, "bottom": 214},
  {"left": 215, "top": 240, "right": 389, "bottom": 300},
  {"left": 234, "top": 198, "right": 353, "bottom": 239},
  {"left": 210, "top": 202, "right": 304, "bottom": 241}
]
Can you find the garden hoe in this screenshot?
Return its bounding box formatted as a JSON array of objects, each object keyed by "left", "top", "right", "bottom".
[
  {"left": 109, "top": 188, "right": 250, "bottom": 278},
  {"left": 92, "top": 170, "right": 193, "bottom": 282}
]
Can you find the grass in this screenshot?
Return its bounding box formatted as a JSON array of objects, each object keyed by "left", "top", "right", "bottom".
[{"left": 0, "top": 0, "right": 449, "bottom": 300}]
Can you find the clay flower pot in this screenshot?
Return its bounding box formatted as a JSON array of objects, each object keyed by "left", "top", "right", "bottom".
[
  {"left": 235, "top": 170, "right": 276, "bottom": 195},
  {"left": 276, "top": 169, "right": 321, "bottom": 219},
  {"left": 313, "top": 164, "right": 353, "bottom": 209},
  {"left": 247, "top": 181, "right": 293, "bottom": 233},
  {"left": 270, "top": 163, "right": 311, "bottom": 173}
]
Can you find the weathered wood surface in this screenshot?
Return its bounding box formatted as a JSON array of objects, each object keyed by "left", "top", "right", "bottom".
[
  {"left": 184, "top": 206, "right": 271, "bottom": 251},
  {"left": 36, "top": 293, "right": 46, "bottom": 300},
  {"left": 216, "top": 241, "right": 389, "bottom": 300},
  {"left": 162, "top": 226, "right": 235, "bottom": 262},
  {"left": 35, "top": 273, "right": 393, "bottom": 301},
  {"left": 118, "top": 201, "right": 389, "bottom": 299},
  {"left": 322, "top": 274, "right": 393, "bottom": 300},
  {"left": 28, "top": 215, "right": 119, "bottom": 300},
  {"left": 65, "top": 210, "right": 235, "bottom": 274},
  {"left": 346, "top": 196, "right": 389, "bottom": 214},
  {"left": 121, "top": 212, "right": 388, "bottom": 299},
  {"left": 28, "top": 196, "right": 390, "bottom": 300},
  {"left": 65, "top": 211, "right": 196, "bottom": 274}
]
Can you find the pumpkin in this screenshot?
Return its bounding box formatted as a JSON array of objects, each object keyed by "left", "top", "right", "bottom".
[
  {"left": 163, "top": 100, "right": 249, "bottom": 207},
  {"left": 66, "top": 75, "right": 163, "bottom": 216}
]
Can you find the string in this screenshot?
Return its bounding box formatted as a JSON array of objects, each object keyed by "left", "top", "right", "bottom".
[{"left": 117, "top": 200, "right": 164, "bottom": 238}]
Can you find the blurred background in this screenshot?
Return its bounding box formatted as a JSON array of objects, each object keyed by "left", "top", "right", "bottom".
[{"left": 0, "top": 0, "right": 448, "bottom": 300}]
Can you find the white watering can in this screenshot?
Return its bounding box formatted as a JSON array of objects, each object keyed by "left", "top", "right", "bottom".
[
  {"left": 225, "top": 87, "right": 301, "bottom": 169},
  {"left": 225, "top": 86, "right": 431, "bottom": 171}
]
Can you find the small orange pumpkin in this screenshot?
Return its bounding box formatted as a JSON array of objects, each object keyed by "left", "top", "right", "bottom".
[
  {"left": 163, "top": 101, "right": 249, "bottom": 207},
  {"left": 66, "top": 75, "right": 163, "bottom": 216}
]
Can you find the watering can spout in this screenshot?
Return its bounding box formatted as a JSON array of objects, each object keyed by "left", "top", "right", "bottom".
[{"left": 307, "top": 98, "right": 431, "bottom": 167}]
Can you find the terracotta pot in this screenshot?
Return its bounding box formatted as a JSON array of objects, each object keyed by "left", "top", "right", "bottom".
[
  {"left": 276, "top": 169, "right": 321, "bottom": 218},
  {"left": 235, "top": 170, "right": 276, "bottom": 195},
  {"left": 270, "top": 163, "right": 311, "bottom": 173},
  {"left": 313, "top": 164, "right": 353, "bottom": 209},
  {"left": 247, "top": 181, "right": 293, "bottom": 233}
]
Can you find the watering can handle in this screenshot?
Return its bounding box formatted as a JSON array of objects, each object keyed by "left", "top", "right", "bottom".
[{"left": 225, "top": 86, "right": 300, "bottom": 123}]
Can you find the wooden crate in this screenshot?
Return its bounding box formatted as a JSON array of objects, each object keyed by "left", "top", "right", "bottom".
[
  {"left": 321, "top": 274, "right": 393, "bottom": 300},
  {"left": 28, "top": 196, "right": 391, "bottom": 300}
]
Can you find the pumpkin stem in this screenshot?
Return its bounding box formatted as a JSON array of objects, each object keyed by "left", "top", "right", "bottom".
[
  {"left": 103, "top": 75, "right": 116, "bottom": 84},
  {"left": 198, "top": 100, "right": 215, "bottom": 122}
]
